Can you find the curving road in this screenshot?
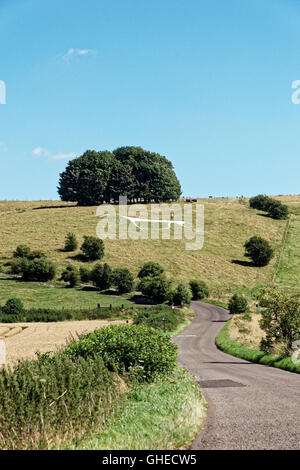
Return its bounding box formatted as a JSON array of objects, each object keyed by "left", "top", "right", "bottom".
[{"left": 174, "top": 301, "right": 300, "bottom": 450}]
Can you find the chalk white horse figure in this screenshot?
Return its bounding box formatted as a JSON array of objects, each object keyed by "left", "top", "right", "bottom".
[{"left": 119, "top": 215, "right": 185, "bottom": 230}]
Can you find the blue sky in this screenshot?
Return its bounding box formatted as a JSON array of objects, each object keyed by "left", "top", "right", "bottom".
[{"left": 1, "top": 0, "right": 300, "bottom": 200}]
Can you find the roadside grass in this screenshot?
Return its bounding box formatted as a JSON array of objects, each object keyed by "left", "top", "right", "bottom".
[
  {"left": 0, "top": 278, "right": 132, "bottom": 309},
  {"left": 63, "top": 366, "right": 206, "bottom": 451},
  {"left": 0, "top": 198, "right": 289, "bottom": 303},
  {"left": 216, "top": 319, "right": 300, "bottom": 374}
]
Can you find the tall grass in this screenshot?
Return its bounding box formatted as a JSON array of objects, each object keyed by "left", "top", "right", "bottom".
[{"left": 0, "top": 353, "right": 123, "bottom": 449}]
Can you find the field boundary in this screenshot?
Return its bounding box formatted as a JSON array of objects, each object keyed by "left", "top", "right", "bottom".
[{"left": 215, "top": 318, "right": 300, "bottom": 374}]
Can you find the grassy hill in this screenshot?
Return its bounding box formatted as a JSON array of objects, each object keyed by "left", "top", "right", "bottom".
[{"left": 1, "top": 196, "right": 298, "bottom": 307}]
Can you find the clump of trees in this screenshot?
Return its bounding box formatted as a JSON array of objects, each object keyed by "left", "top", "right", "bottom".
[
  {"left": 244, "top": 236, "right": 274, "bottom": 267},
  {"left": 60, "top": 265, "right": 80, "bottom": 287},
  {"left": 58, "top": 146, "right": 182, "bottom": 205},
  {"left": 249, "top": 195, "right": 288, "bottom": 220},
  {"left": 259, "top": 287, "right": 300, "bottom": 354}
]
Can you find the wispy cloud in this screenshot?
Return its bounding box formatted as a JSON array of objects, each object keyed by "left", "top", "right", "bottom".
[
  {"left": 32, "top": 147, "right": 75, "bottom": 161},
  {"left": 62, "top": 48, "right": 97, "bottom": 62}
]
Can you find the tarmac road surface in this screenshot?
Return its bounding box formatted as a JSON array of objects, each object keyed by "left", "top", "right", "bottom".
[{"left": 174, "top": 301, "right": 300, "bottom": 450}]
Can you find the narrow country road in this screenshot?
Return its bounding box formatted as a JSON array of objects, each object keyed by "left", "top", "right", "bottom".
[{"left": 174, "top": 301, "right": 300, "bottom": 450}]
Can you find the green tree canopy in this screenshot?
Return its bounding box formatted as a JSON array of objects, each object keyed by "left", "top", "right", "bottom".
[{"left": 58, "top": 146, "right": 181, "bottom": 205}]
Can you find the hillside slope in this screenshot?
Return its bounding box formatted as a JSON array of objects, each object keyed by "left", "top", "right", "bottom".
[{"left": 0, "top": 197, "right": 296, "bottom": 303}]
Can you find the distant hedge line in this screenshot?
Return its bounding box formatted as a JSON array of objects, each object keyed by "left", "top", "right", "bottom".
[{"left": 216, "top": 320, "right": 300, "bottom": 374}]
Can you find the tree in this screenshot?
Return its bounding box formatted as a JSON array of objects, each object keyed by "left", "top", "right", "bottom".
[
  {"left": 58, "top": 150, "right": 114, "bottom": 205},
  {"left": 244, "top": 236, "right": 274, "bottom": 267},
  {"left": 81, "top": 236, "right": 104, "bottom": 261},
  {"left": 90, "top": 263, "right": 112, "bottom": 290},
  {"left": 137, "top": 261, "right": 164, "bottom": 279},
  {"left": 259, "top": 287, "right": 300, "bottom": 354},
  {"left": 60, "top": 265, "right": 80, "bottom": 287},
  {"left": 139, "top": 275, "right": 173, "bottom": 303},
  {"left": 113, "top": 146, "right": 181, "bottom": 203},
  {"left": 172, "top": 283, "right": 191, "bottom": 306},
  {"left": 64, "top": 233, "right": 78, "bottom": 252},
  {"left": 112, "top": 268, "right": 134, "bottom": 294},
  {"left": 189, "top": 280, "right": 209, "bottom": 300},
  {"left": 228, "top": 294, "right": 248, "bottom": 314},
  {"left": 80, "top": 266, "right": 91, "bottom": 283}
]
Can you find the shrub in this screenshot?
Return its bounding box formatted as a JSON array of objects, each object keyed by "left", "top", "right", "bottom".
[
  {"left": 133, "top": 306, "right": 184, "bottom": 332},
  {"left": 249, "top": 195, "right": 270, "bottom": 211},
  {"left": 244, "top": 236, "right": 274, "bottom": 267},
  {"left": 228, "top": 294, "right": 248, "bottom": 314},
  {"left": 91, "top": 263, "right": 113, "bottom": 290},
  {"left": 2, "top": 298, "right": 25, "bottom": 315},
  {"left": 22, "top": 258, "right": 56, "bottom": 282},
  {"left": 80, "top": 266, "right": 91, "bottom": 283},
  {"left": 137, "top": 262, "right": 164, "bottom": 279},
  {"left": 27, "top": 250, "right": 46, "bottom": 260},
  {"left": 81, "top": 236, "right": 104, "bottom": 261},
  {"left": 64, "top": 324, "right": 178, "bottom": 382},
  {"left": 266, "top": 200, "right": 288, "bottom": 220},
  {"left": 13, "top": 245, "right": 31, "bottom": 258},
  {"left": 172, "top": 283, "right": 191, "bottom": 306},
  {"left": 60, "top": 265, "right": 80, "bottom": 287},
  {"left": 189, "top": 280, "right": 209, "bottom": 300},
  {"left": 64, "top": 232, "right": 78, "bottom": 252},
  {"left": 10, "top": 257, "right": 26, "bottom": 275},
  {"left": 139, "top": 275, "right": 173, "bottom": 303},
  {"left": 0, "top": 353, "right": 122, "bottom": 449},
  {"left": 113, "top": 268, "right": 134, "bottom": 294}
]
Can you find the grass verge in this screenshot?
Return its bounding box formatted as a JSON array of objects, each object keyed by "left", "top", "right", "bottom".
[
  {"left": 63, "top": 366, "right": 206, "bottom": 450},
  {"left": 216, "top": 319, "right": 300, "bottom": 374}
]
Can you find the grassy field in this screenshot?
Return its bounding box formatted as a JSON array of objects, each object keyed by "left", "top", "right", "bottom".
[
  {"left": 0, "top": 278, "right": 132, "bottom": 309},
  {"left": 0, "top": 197, "right": 295, "bottom": 304}
]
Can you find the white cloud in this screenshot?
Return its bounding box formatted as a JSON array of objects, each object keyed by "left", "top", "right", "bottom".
[
  {"left": 32, "top": 146, "right": 50, "bottom": 157},
  {"left": 63, "top": 48, "right": 97, "bottom": 62},
  {"left": 32, "top": 147, "right": 75, "bottom": 161}
]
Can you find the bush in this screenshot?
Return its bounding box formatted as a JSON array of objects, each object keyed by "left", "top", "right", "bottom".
[
  {"left": 60, "top": 265, "right": 80, "bottom": 287},
  {"left": 244, "top": 236, "right": 274, "bottom": 267},
  {"left": 133, "top": 306, "right": 184, "bottom": 332},
  {"left": 2, "top": 298, "right": 25, "bottom": 315},
  {"left": 27, "top": 250, "right": 46, "bottom": 260},
  {"left": 10, "top": 257, "right": 26, "bottom": 275},
  {"left": 64, "top": 324, "right": 178, "bottom": 382},
  {"left": 139, "top": 275, "right": 173, "bottom": 303},
  {"left": 80, "top": 266, "right": 91, "bottom": 283},
  {"left": 21, "top": 258, "right": 56, "bottom": 282},
  {"left": 228, "top": 294, "right": 248, "bottom": 314},
  {"left": 189, "top": 280, "right": 209, "bottom": 300},
  {"left": 172, "top": 283, "right": 191, "bottom": 306},
  {"left": 64, "top": 232, "right": 78, "bottom": 252},
  {"left": 266, "top": 200, "right": 288, "bottom": 220},
  {"left": 137, "top": 262, "right": 164, "bottom": 279},
  {"left": 113, "top": 268, "right": 134, "bottom": 294},
  {"left": 13, "top": 245, "right": 31, "bottom": 258},
  {"left": 249, "top": 195, "right": 270, "bottom": 211},
  {"left": 91, "top": 263, "right": 113, "bottom": 290},
  {"left": 81, "top": 236, "right": 104, "bottom": 261},
  {"left": 0, "top": 353, "right": 122, "bottom": 449}
]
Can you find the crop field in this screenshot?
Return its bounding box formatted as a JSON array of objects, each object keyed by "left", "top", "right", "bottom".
[{"left": 0, "top": 319, "right": 127, "bottom": 366}]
